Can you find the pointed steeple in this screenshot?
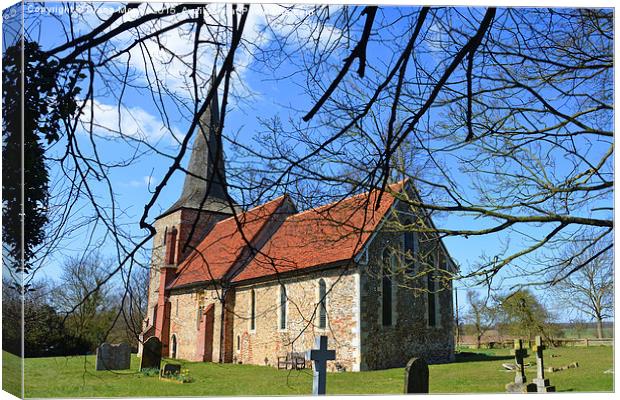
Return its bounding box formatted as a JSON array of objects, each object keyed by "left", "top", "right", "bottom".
[{"left": 161, "top": 69, "right": 235, "bottom": 217}]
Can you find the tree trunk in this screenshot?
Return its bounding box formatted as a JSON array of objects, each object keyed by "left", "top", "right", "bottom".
[
  {"left": 476, "top": 334, "right": 482, "bottom": 349},
  {"left": 596, "top": 318, "right": 604, "bottom": 339}
]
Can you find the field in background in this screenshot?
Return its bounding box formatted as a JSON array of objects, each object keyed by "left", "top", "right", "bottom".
[{"left": 2, "top": 346, "right": 613, "bottom": 397}]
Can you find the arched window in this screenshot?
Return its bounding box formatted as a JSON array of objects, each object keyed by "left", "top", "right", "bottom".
[
  {"left": 318, "top": 279, "right": 327, "bottom": 329},
  {"left": 427, "top": 255, "right": 437, "bottom": 327},
  {"left": 403, "top": 222, "right": 416, "bottom": 275},
  {"left": 382, "top": 248, "right": 393, "bottom": 326},
  {"left": 162, "top": 227, "right": 168, "bottom": 247},
  {"left": 279, "top": 285, "right": 287, "bottom": 330},
  {"left": 171, "top": 334, "right": 177, "bottom": 359},
  {"left": 250, "top": 289, "right": 256, "bottom": 331},
  {"left": 196, "top": 305, "right": 203, "bottom": 330}
]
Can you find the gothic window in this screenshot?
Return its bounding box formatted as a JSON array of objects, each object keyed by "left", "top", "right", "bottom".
[
  {"left": 279, "top": 285, "right": 287, "bottom": 330},
  {"left": 163, "top": 227, "right": 168, "bottom": 247},
  {"left": 237, "top": 335, "right": 240, "bottom": 351},
  {"left": 171, "top": 334, "right": 177, "bottom": 359},
  {"left": 427, "top": 254, "right": 438, "bottom": 327},
  {"left": 250, "top": 289, "right": 256, "bottom": 331},
  {"left": 403, "top": 222, "right": 416, "bottom": 275},
  {"left": 382, "top": 248, "right": 393, "bottom": 326},
  {"left": 318, "top": 279, "right": 327, "bottom": 329}
]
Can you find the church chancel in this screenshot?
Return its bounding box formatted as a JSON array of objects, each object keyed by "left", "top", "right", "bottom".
[{"left": 140, "top": 78, "right": 456, "bottom": 372}]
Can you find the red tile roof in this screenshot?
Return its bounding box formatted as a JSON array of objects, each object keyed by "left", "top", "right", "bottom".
[
  {"left": 168, "top": 195, "right": 289, "bottom": 289},
  {"left": 231, "top": 181, "right": 405, "bottom": 283}
]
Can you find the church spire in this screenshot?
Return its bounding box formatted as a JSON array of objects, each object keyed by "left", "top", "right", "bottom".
[{"left": 161, "top": 68, "right": 234, "bottom": 217}]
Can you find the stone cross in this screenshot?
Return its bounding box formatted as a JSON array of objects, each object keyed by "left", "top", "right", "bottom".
[
  {"left": 511, "top": 339, "right": 528, "bottom": 384},
  {"left": 506, "top": 339, "right": 536, "bottom": 393},
  {"left": 307, "top": 336, "right": 336, "bottom": 395},
  {"left": 404, "top": 357, "right": 429, "bottom": 394},
  {"left": 532, "top": 336, "right": 555, "bottom": 392}
]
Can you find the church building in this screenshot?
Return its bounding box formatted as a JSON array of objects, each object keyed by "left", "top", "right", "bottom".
[{"left": 140, "top": 85, "right": 456, "bottom": 372}]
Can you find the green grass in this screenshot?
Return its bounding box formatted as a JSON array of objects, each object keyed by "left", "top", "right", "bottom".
[
  {"left": 2, "top": 350, "right": 22, "bottom": 398},
  {"left": 2, "top": 346, "right": 613, "bottom": 397}
]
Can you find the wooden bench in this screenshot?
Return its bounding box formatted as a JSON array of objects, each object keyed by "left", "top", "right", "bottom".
[{"left": 277, "top": 351, "right": 306, "bottom": 370}]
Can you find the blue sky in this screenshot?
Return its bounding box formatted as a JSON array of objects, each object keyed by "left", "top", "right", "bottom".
[{"left": 8, "top": 3, "right": 612, "bottom": 322}]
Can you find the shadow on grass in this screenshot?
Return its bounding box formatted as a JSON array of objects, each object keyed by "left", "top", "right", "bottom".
[{"left": 453, "top": 352, "right": 514, "bottom": 363}]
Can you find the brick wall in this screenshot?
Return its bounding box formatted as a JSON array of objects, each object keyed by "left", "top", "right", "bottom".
[{"left": 232, "top": 268, "right": 360, "bottom": 372}]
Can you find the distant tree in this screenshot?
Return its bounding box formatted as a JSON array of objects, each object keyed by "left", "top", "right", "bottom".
[
  {"left": 52, "top": 254, "right": 116, "bottom": 349},
  {"left": 499, "top": 289, "right": 551, "bottom": 341},
  {"left": 548, "top": 238, "right": 613, "bottom": 339},
  {"left": 465, "top": 290, "right": 499, "bottom": 348},
  {"left": 570, "top": 319, "right": 589, "bottom": 339},
  {"left": 2, "top": 278, "right": 90, "bottom": 357},
  {"left": 106, "top": 266, "right": 149, "bottom": 350}
]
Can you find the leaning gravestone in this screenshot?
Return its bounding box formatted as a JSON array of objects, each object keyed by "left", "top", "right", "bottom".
[
  {"left": 404, "top": 357, "right": 429, "bottom": 394},
  {"left": 140, "top": 337, "right": 162, "bottom": 371},
  {"left": 505, "top": 339, "right": 536, "bottom": 393},
  {"left": 96, "top": 342, "right": 131, "bottom": 371}
]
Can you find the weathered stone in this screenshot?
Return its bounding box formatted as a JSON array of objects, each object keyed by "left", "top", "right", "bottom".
[
  {"left": 95, "top": 342, "right": 131, "bottom": 371},
  {"left": 547, "top": 361, "right": 579, "bottom": 373},
  {"left": 404, "top": 357, "right": 429, "bottom": 394},
  {"left": 231, "top": 268, "right": 359, "bottom": 372},
  {"left": 532, "top": 336, "right": 555, "bottom": 392},
  {"left": 160, "top": 362, "right": 181, "bottom": 377},
  {"left": 140, "top": 336, "right": 162, "bottom": 370},
  {"left": 510, "top": 339, "right": 529, "bottom": 385},
  {"left": 505, "top": 382, "right": 537, "bottom": 393}
]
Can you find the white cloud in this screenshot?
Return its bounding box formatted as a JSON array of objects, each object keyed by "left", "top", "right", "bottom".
[{"left": 78, "top": 98, "right": 181, "bottom": 144}]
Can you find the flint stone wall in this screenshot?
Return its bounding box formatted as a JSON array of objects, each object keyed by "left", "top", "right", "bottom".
[
  {"left": 358, "top": 201, "right": 455, "bottom": 370},
  {"left": 232, "top": 268, "right": 360, "bottom": 372}
]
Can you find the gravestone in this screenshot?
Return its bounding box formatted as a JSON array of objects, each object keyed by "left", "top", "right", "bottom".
[
  {"left": 306, "top": 336, "right": 336, "bottom": 395},
  {"left": 95, "top": 342, "right": 131, "bottom": 371},
  {"left": 404, "top": 357, "right": 429, "bottom": 394},
  {"left": 160, "top": 362, "right": 181, "bottom": 377},
  {"left": 505, "top": 339, "right": 536, "bottom": 393},
  {"left": 532, "top": 336, "right": 555, "bottom": 392},
  {"left": 140, "top": 336, "right": 162, "bottom": 371}
]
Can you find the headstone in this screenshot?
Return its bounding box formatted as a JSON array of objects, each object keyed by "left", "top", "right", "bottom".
[
  {"left": 532, "top": 336, "right": 555, "bottom": 392},
  {"left": 505, "top": 339, "right": 536, "bottom": 393},
  {"left": 140, "top": 336, "right": 162, "bottom": 371},
  {"left": 306, "top": 336, "right": 336, "bottom": 395},
  {"left": 160, "top": 362, "right": 181, "bottom": 377},
  {"left": 404, "top": 357, "right": 429, "bottom": 394},
  {"left": 95, "top": 342, "right": 131, "bottom": 371}
]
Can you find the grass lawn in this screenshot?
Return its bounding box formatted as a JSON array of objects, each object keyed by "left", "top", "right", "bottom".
[
  {"left": 2, "top": 349, "right": 22, "bottom": 398},
  {"left": 2, "top": 346, "right": 613, "bottom": 397}
]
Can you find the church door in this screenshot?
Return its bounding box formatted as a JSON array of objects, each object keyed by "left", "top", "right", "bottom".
[{"left": 198, "top": 304, "right": 215, "bottom": 362}]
